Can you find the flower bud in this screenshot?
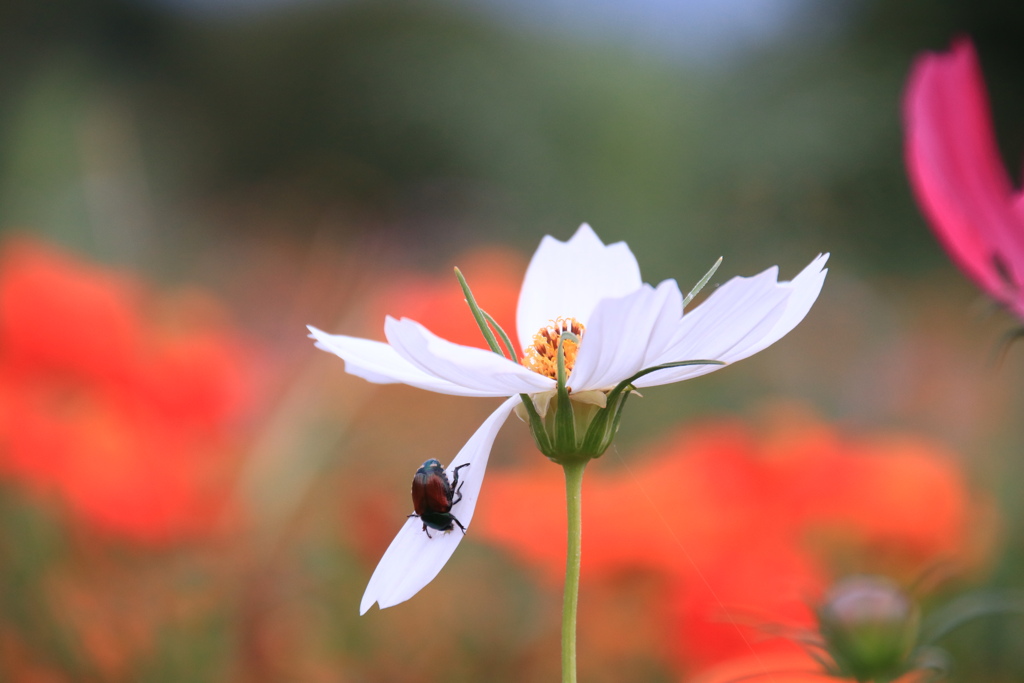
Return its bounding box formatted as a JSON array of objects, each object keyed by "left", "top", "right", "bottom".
[{"left": 816, "top": 575, "right": 920, "bottom": 682}]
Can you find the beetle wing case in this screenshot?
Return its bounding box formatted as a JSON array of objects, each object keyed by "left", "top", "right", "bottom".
[{"left": 411, "top": 470, "right": 453, "bottom": 517}]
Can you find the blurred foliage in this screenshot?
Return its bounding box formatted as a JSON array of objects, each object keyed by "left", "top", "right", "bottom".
[
  {"left": 4, "top": 0, "right": 1024, "bottom": 270},
  {"left": 0, "top": 0, "right": 1023, "bottom": 681}
]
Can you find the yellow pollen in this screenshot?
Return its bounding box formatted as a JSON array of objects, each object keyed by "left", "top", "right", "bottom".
[{"left": 521, "top": 317, "right": 586, "bottom": 380}]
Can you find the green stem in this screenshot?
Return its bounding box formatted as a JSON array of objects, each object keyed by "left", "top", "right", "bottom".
[{"left": 561, "top": 460, "right": 586, "bottom": 683}]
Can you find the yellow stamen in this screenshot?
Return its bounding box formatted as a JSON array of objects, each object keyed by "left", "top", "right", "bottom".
[{"left": 521, "top": 317, "right": 585, "bottom": 380}]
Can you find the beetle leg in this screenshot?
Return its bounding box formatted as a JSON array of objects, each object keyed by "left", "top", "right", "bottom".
[
  {"left": 450, "top": 463, "right": 470, "bottom": 489},
  {"left": 451, "top": 515, "right": 467, "bottom": 535},
  {"left": 408, "top": 513, "right": 435, "bottom": 538},
  {"left": 450, "top": 463, "right": 470, "bottom": 506}
]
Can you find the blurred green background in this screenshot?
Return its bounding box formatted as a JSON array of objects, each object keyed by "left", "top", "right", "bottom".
[
  {"left": 9, "top": 0, "right": 1023, "bottom": 273},
  {"left": 1, "top": 0, "right": 1024, "bottom": 680}
]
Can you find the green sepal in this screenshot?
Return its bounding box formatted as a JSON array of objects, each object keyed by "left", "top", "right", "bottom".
[
  {"left": 530, "top": 358, "right": 725, "bottom": 465},
  {"left": 580, "top": 359, "right": 723, "bottom": 458},
  {"left": 578, "top": 391, "right": 628, "bottom": 456},
  {"left": 683, "top": 257, "right": 722, "bottom": 308},
  {"left": 483, "top": 309, "right": 518, "bottom": 360},
  {"left": 601, "top": 358, "right": 724, "bottom": 415},
  {"left": 455, "top": 267, "right": 508, "bottom": 358},
  {"left": 518, "top": 392, "right": 552, "bottom": 454},
  {"left": 553, "top": 333, "right": 577, "bottom": 453}
]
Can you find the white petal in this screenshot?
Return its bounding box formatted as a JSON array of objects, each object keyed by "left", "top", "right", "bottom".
[
  {"left": 568, "top": 280, "right": 683, "bottom": 391},
  {"left": 516, "top": 224, "right": 643, "bottom": 352},
  {"left": 360, "top": 397, "right": 519, "bottom": 613},
  {"left": 384, "top": 318, "right": 554, "bottom": 396},
  {"left": 659, "top": 268, "right": 788, "bottom": 361},
  {"left": 633, "top": 254, "right": 829, "bottom": 388},
  {"left": 740, "top": 253, "right": 829, "bottom": 357},
  {"left": 308, "top": 325, "right": 497, "bottom": 397},
  {"left": 641, "top": 279, "right": 686, "bottom": 365}
]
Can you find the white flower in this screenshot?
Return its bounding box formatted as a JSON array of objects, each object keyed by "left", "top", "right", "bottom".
[{"left": 309, "top": 224, "right": 828, "bottom": 613}]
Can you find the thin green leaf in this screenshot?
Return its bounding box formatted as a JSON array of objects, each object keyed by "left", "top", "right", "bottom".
[
  {"left": 920, "top": 591, "right": 1024, "bottom": 645},
  {"left": 454, "top": 267, "right": 505, "bottom": 357},
  {"left": 606, "top": 359, "right": 725, "bottom": 405},
  {"left": 554, "top": 336, "right": 575, "bottom": 449},
  {"left": 683, "top": 257, "right": 722, "bottom": 308},
  {"left": 482, "top": 309, "right": 518, "bottom": 361}
]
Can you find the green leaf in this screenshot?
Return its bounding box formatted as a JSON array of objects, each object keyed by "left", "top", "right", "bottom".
[
  {"left": 482, "top": 309, "right": 518, "bottom": 360},
  {"left": 454, "top": 267, "right": 506, "bottom": 357},
  {"left": 683, "top": 257, "right": 722, "bottom": 308},
  {"left": 554, "top": 335, "right": 576, "bottom": 450}
]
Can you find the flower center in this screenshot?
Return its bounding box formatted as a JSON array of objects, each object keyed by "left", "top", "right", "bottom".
[{"left": 521, "top": 317, "right": 585, "bottom": 380}]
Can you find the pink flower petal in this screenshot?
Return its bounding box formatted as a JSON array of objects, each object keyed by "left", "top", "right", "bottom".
[{"left": 904, "top": 38, "right": 1024, "bottom": 312}]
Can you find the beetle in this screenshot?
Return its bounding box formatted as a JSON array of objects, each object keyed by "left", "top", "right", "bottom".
[{"left": 408, "top": 459, "right": 469, "bottom": 538}]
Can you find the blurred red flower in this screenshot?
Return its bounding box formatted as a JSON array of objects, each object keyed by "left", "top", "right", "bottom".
[
  {"left": 473, "top": 410, "right": 988, "bottom": 675},
  {"left": 0, "top": 237, "right": 254, "bottom": 544},
  {"left": 904, "top": 38, "right": 1024, "bottom": 319},
  {"left": 370, "top": 245, "right": 526, "bottom": 348}
]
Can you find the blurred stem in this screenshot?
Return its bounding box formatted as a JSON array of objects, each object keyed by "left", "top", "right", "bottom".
[{"left": 561, "top": 460, "right": 586, "bottom": 683}]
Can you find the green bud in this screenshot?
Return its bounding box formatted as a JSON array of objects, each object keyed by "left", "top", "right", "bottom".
[{"left": 817, "top": 575, "right": 920, "bottom": 683}]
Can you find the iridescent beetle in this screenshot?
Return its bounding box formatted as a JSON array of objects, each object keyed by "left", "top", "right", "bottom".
[{"left": 409, "top": 459, "right": 469, "bottom": 538}]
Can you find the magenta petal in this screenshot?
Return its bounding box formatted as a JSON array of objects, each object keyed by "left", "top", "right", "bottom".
[{"left": 904, "top": 38, "right": 1024, "bottom": 311}]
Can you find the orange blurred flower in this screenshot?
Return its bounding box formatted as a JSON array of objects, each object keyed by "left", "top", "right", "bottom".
[
  {"left": 370, "top": 245, "right": 526, "bottom": 348},
  {"left": 0, "top": 237, "right": 255, "bottom": 544},
  {"left": 473, "top": 409, "right": 989, "bottom": 674}
]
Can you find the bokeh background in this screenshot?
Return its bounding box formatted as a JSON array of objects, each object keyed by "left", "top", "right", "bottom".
[{"left": 1, "top": 0, "right": 1023, "bottom": 680}]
